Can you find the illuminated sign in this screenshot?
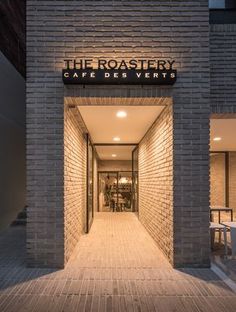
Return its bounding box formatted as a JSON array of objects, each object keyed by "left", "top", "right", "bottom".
[{"left": 62, "top": 59, "right": 177, "bottom": 85}]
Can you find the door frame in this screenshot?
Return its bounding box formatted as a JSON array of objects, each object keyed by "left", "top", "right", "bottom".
[
  {"left": 97, "top": 171, "right": 119, "bottom": 212},
  {"left": 97, "top": 171, "right": 133, "bottom": 212},
  {"left": 86, "top": 133, "right": 94, "bottom": 233},
  {"left": 132, "top": 146, "right": 139, "bottom": 214}
]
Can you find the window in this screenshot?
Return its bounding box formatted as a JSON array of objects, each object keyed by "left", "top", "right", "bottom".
[
  {"left": 209, "top": 0, "right": 236, "bottom": 9},
  {"left": 209, "top": 0, "right": 225, "bottom": 9}
]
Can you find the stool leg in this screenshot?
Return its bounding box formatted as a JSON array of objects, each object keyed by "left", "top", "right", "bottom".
[
  {"left": 210, "top": 229, "right": 215, "bottom": 250},
  {"left": 223, "top": 228, "right": 228, "bottom": 259},
  {"left": 219, "top": 212, "right": 222, "bottom": 243},
  {"left": 231, "top": 227, "right": 236, "bottom": 258}
]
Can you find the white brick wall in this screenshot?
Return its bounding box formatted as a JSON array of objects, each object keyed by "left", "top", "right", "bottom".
[
  {"left": 64, "top": 106, "right": 86, "bottom": 263},
  {"left": 139, "top": 105, "right": 174, "bottom": 264},
  {"left": 210, "top": 153, "right": 226, "bottom": 207}
]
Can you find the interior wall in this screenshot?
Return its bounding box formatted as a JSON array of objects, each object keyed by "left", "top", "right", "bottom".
[
  {"left": 138, "top": 105, "right": 173, "bottom": 263},
  {"left": 98, "top": 160, "right": 132, "bottom": 172},
  {"left": 64, "top": 106, "right": 86, "bottom": 263},
  {"left": 210, "top": 153, "right": 226, "bottom": 207},
  {"left": 229, "top": 152, "right": 236, "bottom": 215}
]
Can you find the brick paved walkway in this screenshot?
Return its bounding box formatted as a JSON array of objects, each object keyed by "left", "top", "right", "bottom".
[{"left": 0, "top": 212, "right": 236, "bottom": 311}]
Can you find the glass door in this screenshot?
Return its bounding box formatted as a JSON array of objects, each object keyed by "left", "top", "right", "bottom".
[
  {"left": 132, "top": 147, "right": 139, "bottom": 214},
  {"left": 98, "top": 172, "right": 118, "bottom": 212},
  {"left": 98, "top": 171, "right": 133, "bottom": 212},
  {"left": 118, "top": 172, "right": 132, "bottom": 212},
  {"left": 86, "top": 134, "right": 93, "bottom": 233}
]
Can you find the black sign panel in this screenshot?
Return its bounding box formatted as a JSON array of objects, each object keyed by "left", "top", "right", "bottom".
[{"left": 62, "top": 69, "right": 177, "bottom": 85}]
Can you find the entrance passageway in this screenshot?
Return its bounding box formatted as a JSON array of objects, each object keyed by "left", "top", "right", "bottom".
[
  {"left": 1, "top": 215, "right": 236, "bottom": 311},
  {"left": 69, "top": 212, "right": 170, "bottom": 269}
]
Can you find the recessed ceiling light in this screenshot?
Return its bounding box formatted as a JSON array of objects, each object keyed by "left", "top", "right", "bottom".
[
  {"left": 112, "top": 154, "right": 117, "bottom": 158},
  {"left": 116, "top": 111, "right": 127, "bottom": 118},
  {"left": 213, "top": 137, "right": 222, "bottom": 141},
  {"left": 113, "top": 137, "right": 120, "bottom": 142}
]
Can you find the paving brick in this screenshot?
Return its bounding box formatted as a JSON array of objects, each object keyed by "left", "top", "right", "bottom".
[{"left": 1, "top": 219, "right": 236, "bottom": 311}]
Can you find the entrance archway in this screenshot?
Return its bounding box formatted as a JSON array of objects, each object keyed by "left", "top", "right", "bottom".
[{"left": 63, "top": 96, "right": 174, "bottom": 266}]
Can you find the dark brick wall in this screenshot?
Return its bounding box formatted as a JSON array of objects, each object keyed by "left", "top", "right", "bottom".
[
  {"left": 0, "top": 0, "right": 26, "bottom": 77},
  {"left": 210, "top": 24, "right": 236, "bottom": 114},
  {"left": 27, "top": 0, "right": 210, "bottom": 268}
]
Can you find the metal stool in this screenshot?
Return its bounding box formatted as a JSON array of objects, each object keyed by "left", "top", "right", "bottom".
[{"left": 210, "top": 222, "right": 228, "bottom": 258}]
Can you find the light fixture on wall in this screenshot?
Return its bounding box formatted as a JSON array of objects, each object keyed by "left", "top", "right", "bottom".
[
  {"left": 116, "top": 111, "right": 127, "bottom": 118},
  {"left": 113, "top": 137, "right": 121, "bottom": 142},
  {"left": 213, "top": 137, "right": 222, "bottom": 141},
  {"left": 112, "top": 154, "right": 117, "bottom": 158}
]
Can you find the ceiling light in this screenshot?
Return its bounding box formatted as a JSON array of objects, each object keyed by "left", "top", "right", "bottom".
[
  {"left": 213, "top": 137, "right": 222, "bottom": 141},
  {"left": 112, "top": 154, "right": 117, "bottom": 158},
  {"left": 113, "top": 137, "right": 120, "bottom": 142},
  {"left": 116, "top": 111, "right": 127, "bottom": 118}
]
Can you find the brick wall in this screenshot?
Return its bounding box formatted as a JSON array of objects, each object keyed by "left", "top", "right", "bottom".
[
  {"left": 64, "top": 106, "right": 86, "bottom": 263},
  {"left": 27, "top": 0, "right": 210, "bottom": 267},
  {"left": 139, "top": 105, "right": 174, "bottom": 263},
  {"left": 210, "top": 24, "right": 236, "bottom": 114},
  {"left": 210, "top": 23, "right": 236, "bottom": 218},
  {"left": 210, "top": 153, "right": 226, "bottom": 207},
  {"left": 209, "top": 152, "right": 236, "bottom": 218},
  {"left": 98, "top": 160, "right": 132, "bottom": 172}
]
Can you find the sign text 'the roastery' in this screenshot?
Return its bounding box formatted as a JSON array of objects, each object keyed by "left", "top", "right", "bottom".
[{"left": 62, "top": 59, "right": 177, "bottom": 85}]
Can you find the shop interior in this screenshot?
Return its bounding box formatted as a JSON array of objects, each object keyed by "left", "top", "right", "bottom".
[
  {"left": 210, "top": 117, "right": 236, "bottom": 258},
  {"left": 95, "top": 144, "right": 138, "bottom": 213}
]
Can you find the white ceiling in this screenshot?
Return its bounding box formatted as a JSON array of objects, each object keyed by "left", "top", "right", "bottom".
[
  {"left": 77, "top": 105, "right": 165, "bottom": 144},
  {"left": 95, "top": 145, "right": 136, "bottom": 160},
  {"left": 211, "top": 119, "right": 236, "bottom": 151}
]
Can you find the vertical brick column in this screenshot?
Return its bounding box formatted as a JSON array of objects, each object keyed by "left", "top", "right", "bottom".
[
  {"left": 26, "top": 4, "right": 65, "bottom": 267},
  {"left": 173, "top": 102, "right": 210, "bottom": 267}
]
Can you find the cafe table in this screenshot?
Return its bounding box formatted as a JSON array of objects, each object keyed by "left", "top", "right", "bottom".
[{"left": 221, "top": 222, "right": 236, "bottom": 257}]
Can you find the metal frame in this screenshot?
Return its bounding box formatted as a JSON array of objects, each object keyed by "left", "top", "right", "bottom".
[
  {"left": 86, "top": 133, "right": 94, "bottom": 233},
  {"left": 97, "top": 171, "right": 118, "bottom": 212},
  {"left": 132, "top": 146, "right": 139, "bottom": 214},
  {"left": 94, "top": 143, "right": 138, "bottom": 146}
]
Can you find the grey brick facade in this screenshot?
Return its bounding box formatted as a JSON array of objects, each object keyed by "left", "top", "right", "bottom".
[
  {"left": 27, "top": 1, "right": 214, "bottom": 268},
  {"left": 210, "top": 24, "right": 236, "bottom": 114}
]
